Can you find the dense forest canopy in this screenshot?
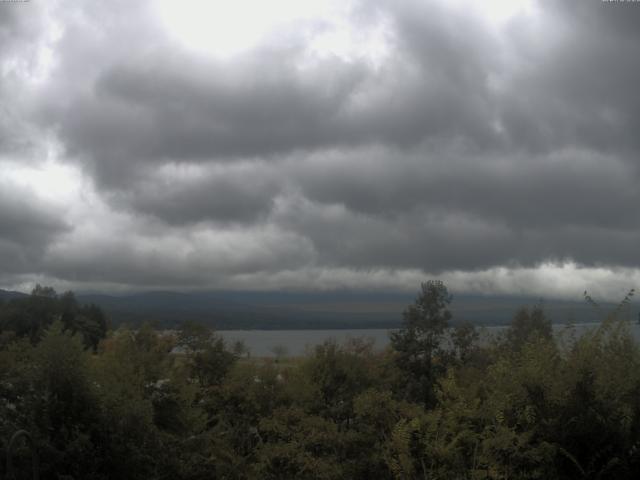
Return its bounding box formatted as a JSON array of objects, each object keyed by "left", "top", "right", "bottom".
[{"left": 1, "top": 282, "right": 640, "bottom": 479}]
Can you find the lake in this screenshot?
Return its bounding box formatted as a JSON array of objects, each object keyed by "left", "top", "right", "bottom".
[{"left": 219, "top": 322, "right": 640, "bottom": 357}]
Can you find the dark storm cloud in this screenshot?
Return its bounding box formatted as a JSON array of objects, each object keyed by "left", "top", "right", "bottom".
[
  {"left": 3, "top": 0, "right": 640, "bottom": 291},
  {"left": 272, "top": 195, "right": 516, "bottom": 272},
  {"left": 41, "top": 46, "right": 368, "bottom": 186},
  {"left": 36, "top": 0, "right": 507, "bottom": 187},
  {"left": 43, "top": 0, "right": 640, "bottom": 184},
  {"left": 112, "top": 162, "right": 282, "bottom": 225},
  {"left": 495, "top": 1, "right": 640, "bottom": 157},
  {"left": 0, "top": 1, "right": 49, "bottom": 155},
  {"left": 295, "top": 147, "right": 639, "bottom": 231},
  {"left": 353, "top": 0, "right": 504, "bottom": 150},
  {"left": 268, "top": 0, "right": 640, "bottom": 274},
  {"left": 273, "top": 179, "right": 640, "bottom": 274},
  {"left": 0, "top": 182, "right": 69, "bottom": 273},
  {"left": 0, "top": 1, "right": 44, "bottom": 53}
]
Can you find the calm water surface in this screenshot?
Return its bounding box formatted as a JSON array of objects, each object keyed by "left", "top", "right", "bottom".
[{"left": 220, "top": 322, "right": 640, "bottom": 357}]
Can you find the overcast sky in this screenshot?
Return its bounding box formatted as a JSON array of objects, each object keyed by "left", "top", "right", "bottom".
[{"left": 1, "top": 0, "right": 640, "bottom": 299}]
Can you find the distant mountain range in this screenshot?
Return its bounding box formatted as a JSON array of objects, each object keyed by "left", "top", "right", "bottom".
[
  {"left": 3, "top": 288, "right": 632, "bottom": 330},
  {"left": 0, "top": 289, "right": 28, "bottom": 301}
]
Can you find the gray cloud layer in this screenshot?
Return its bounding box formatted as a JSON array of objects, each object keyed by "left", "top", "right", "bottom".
[
  {"left": 0, "top": 181, "right": 68, "bottom": 274},
  {"left": 1, "top": 0, "right": 640, "bottom": 296}
]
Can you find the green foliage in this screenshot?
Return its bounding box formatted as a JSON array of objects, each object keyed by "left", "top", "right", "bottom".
[
  {"left": 451, "top": 321, "right": 480, "bottom": 363},
  {"left": 3, "top": 283, "right": 640, "bottom": 479},
  {"left": 252, "top": 407, "right": 344, "bottom": 480},
  {"left": 0, "top": 286, "right": 108, "bottom": 349},
  {"left": 302, "top": 339, "right": 376, "bottom": 425},
  {"left": 178, "top": 320, "right": 238, "bottom": 388},
  {"left": 505, "top": 305, "right": 552, "bottom": 352},
  {"left": 390, "top": 280, "right": 452, "bottom": 406}
]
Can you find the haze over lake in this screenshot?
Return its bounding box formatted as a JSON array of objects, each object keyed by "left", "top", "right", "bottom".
[{"left": 220, "top": 322, "right": 640, "bottom": 357}]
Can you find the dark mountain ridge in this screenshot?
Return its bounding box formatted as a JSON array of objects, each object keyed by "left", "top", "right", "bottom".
[{"left": 1, "top": 288, "right": 631, "bottom": 330}]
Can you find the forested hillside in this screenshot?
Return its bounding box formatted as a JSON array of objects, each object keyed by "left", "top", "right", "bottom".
[{"left": 1, "top": 282, "right": 640, "bottom": 479}]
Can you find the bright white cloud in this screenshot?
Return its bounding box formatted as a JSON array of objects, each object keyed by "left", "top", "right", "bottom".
[
  {"left": 467, "top": 0, "right": 536, "bottom": 26},
  {"left": 157, "top": 0, "right": 338, "bottom": 58}
]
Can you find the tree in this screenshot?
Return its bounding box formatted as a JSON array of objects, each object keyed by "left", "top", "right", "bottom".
[
  {"left": 0, "top": 287, "right": 107, "bottom": 349},
  {"left": 451, "top": 321, "right": 479, "bottom": 363},
  {"left": 31, "top": 321, "right": 103, "bottom": 477},
  {"left": 60, "top": 291, "right": 108, "bottom": 350},
  {"left": 390, "top": 280, "right": 452, "bottom": 407},
  {"left": 506, "top": 305, "right": 552, "bottom": 352},
  {"left": 303, "top": 339, "right": 375, "bottom": 426},
  {"left": 0, "top": 287, "right": 60, "bottom": 342},
  {"left": 31, "top": 284, "right": 56, "bottom": 298},
  {"left": 253, "top": 407, "right": 344, "bottom": 480},
  {"left": 177, "top": 321, "right": 237, "bottom": 388}
]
